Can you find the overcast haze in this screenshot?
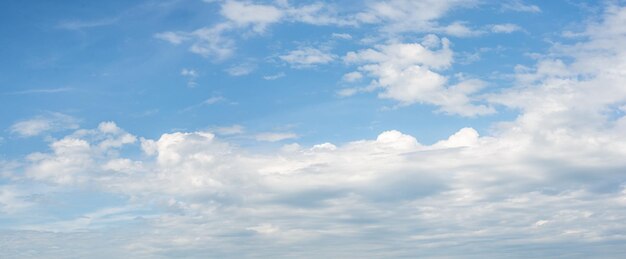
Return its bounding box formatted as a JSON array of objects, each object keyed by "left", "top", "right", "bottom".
[{"left": 2, "top": 0, "right": 626, "bottom": 258}]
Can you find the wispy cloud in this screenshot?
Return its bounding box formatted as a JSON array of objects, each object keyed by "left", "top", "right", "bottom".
[
  {"left": 9, "top": 112, "right": 79, "bottom": 137},
  {"left": 3, "top": 87, "right": 73, "bottom": 95},
  {"left": 255, "top": 132, "right": 298, "bottom": 142},
  {"left": 263, "top": 72, "right": 286, "bottom": 80},
  {"left": 501, "top": 0, "right": 541, "bottom": 13},
  {"left": 57, "top": 17, "right": 119, "bottom": 30}
]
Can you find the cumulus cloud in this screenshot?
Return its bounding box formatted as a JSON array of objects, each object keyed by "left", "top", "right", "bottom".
[
  {"left": 6, "top": 102, "right": 626, "bottom": 256},
  {"left": 6, "top": 4, "right": 626, "bottom": 258},
  {"left": 344, "top": 35, "right": 494, "bottom": 116},
  {"left": 23, "top": 121, "right": 136, "bottom": 184}
]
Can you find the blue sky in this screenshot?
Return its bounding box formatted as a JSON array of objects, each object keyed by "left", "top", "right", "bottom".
[{"left": 2, "top": 0, "right": 626, "bottom": 258}]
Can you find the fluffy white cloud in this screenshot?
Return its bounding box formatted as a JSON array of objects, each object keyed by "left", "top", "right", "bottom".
[
  {"left": 23, "top": 122, "right": 137, "bottom": 184},
  {"left": 4, "top": 104, "right": 626, "bottom": 257},
  {"left": 344, "top": 36, "right": 493, "bottom": 116},
  {"left": 6, "top": 4, "right": 626, "bottom": 258},
  {"left": 220, "top": 0, "right": 283, "bottom": 33}
]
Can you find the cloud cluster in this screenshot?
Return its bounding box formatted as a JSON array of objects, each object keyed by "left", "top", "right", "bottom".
[
  {"left": 4, "top": 3, "right": 626, "bottom": 259},
  {"left": 155, "top": 0, "right": 489, "bottom": 59},
  {"left": 343, "top": 35, "right": 494, "bottom": 116}
]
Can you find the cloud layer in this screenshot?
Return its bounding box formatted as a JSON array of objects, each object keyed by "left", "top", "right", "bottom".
[{"left": 3, "top": 1, "right": 626, "bottom": 258}]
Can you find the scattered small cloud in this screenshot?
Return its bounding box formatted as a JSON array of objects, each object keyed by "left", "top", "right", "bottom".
[
  {"left": 181, "top": 68, "right": 198, "bottom": 87},
  {"left": 180, "top": 96, "right": 227, "bottom": 112},
  {"left": 204, "top": 96, "right": 225, "bottom": 105},
  {"left": 225, "top": 63, "right": 256, "bottom": 76},
  {"left": 263, "top": 72, "right": 286, "bottom": 80},
  {"left": 342, "top": 71, "right": 363, "bottom": 82},
  {"left": 280, "top": 47, "right": 336, "bottom": 68},
  {"left": 501, "top": 0, "right": 541, "bottom": 13},
  {"left": 56, "top": 17, "right": 119, "bottom": 30},
  {"left": 154, "top": 31, "right": 188, "bottom": 45},
  {"left": 9, "top": 113, "right": 79, "bottom": 137},
  {"left": 255, "top": 132, "right": 298, "bottom": 142},
  {"left": 332, "top": 33, "right": 352, "bottom": 40},
  {"left": 212, "top": 125, "right": 245, "bottom": 135},
  {"left": 490, "top": 23, "right": 522, "bottom": 33},
  {"left": 3, "top": 87, "right": 73, "bottom": 95}
]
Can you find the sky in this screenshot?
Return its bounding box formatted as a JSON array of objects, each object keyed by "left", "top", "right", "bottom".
[{"left": 2, "top": 0, "right": 626, "bottom": 258}]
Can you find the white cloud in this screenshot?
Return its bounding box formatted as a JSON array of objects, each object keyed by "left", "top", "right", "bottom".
[
  {"left": 344, "top": 37, "right": 494, "bottom": 116},
  {"left": 220, "top": 0, "right": 284, "bottom": 33},
  {"left": 6, "top": 100, "right": 626, "bottom": 256},
  {"left": 154, "top": 31, "right": 188, "bottom": 45},
  {"left": 212, "top": 125, "right": 245, "bottom": 135},
  {"left": 280, "top": 47, "right": 336, "bottom": 68},
  {"left": 4, "top": 87, "right": 73, "bottom": 95},
  {"left": 356, "top": 0, "right": 479, "bottom": 35},
  {"left": 204, "top": 96, "right": 225, "bottom": 105},
  {"left": 331, "top": 33, "right": 352, "bottom": 40},
  {"left": 341, "top": 71, "right": 363, "bottom": 82},
  {"left": 24, "top": 121, "right": 136, "bottom": 184},
  {"left": 181, "top": 68, "right": 198, "bottom": 87},
  {"left": 156, "top": 24, "right": 235, "bottom": 60},
  {"left": 256, "top": 132, "right": 298, "bottom": 142},
  {"left": 157, "top": 0, "right": 479, "bottom": 61},
  {"left": 490, "top": 23, "right": 522, "bottom": 33},
  {"left": 7, "top": 4, "right": 626, "bottom": 259},
  {"left": 180, "top": 68, "right": 197, "bottom": 77},
  {"left": 57, "top": 17, "right": 118, "bottom": 30},
  {"left": 263, "top": 72, "right": 286, "bottom": 80},
  {"left": 501, "top": 0, "right": 541, "bottom": 13},
  {"left": 225, "top": 63, "right": 256, "bottom": 76},
  {"left": 0, "top": 186, "right": 33, "bottom": 214},
  {"left": 188, "top": 24, "right": 236, "bottom": 59},
  {"left": 9, "top": 113, "right": 79, "bottom": 137},
  {"left": 442, "top": 21, "right": 482, "bottom": 37}
]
